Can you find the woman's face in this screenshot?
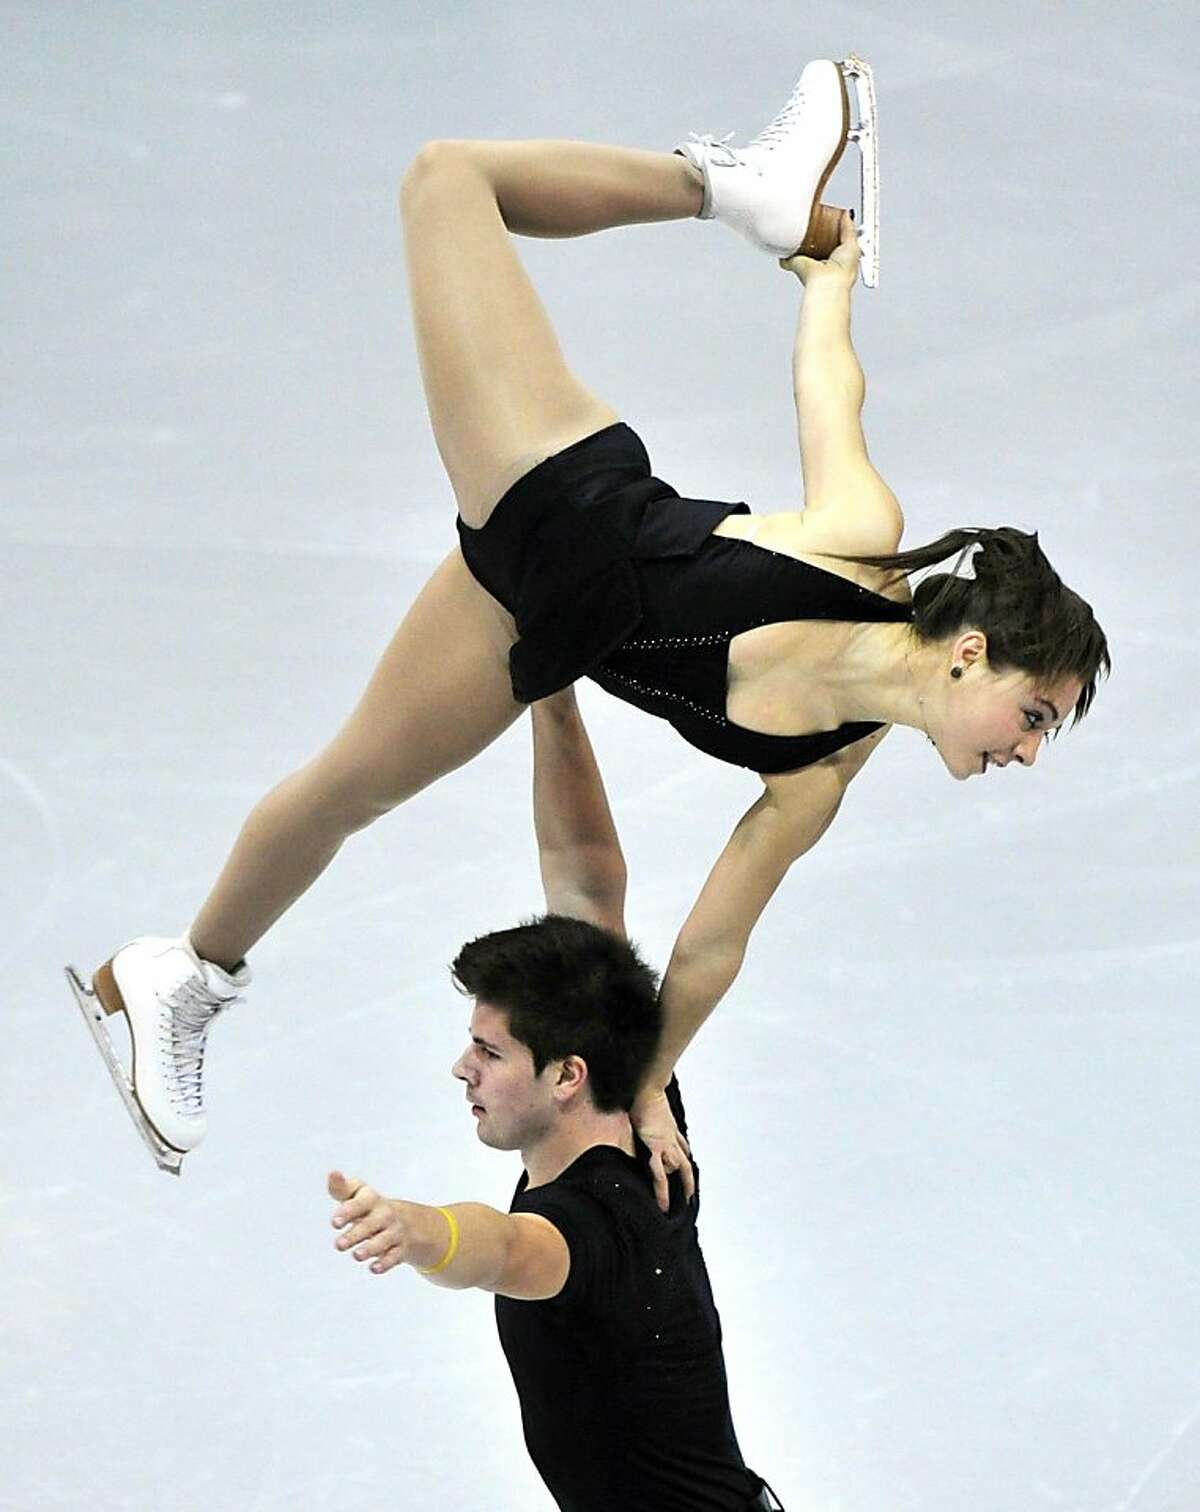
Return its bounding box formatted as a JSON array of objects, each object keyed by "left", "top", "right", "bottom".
[{"left": 930, "top": 636, "right": 1082, "bottom": 782}]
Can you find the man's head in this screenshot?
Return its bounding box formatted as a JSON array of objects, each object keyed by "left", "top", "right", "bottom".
[{"left": 450, "top": 915, "right": 661, "bottom": 1151}]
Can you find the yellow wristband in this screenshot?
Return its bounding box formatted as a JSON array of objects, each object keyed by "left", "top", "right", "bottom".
[{"left": 418, "top": 1206, "right": 460, "bottom": 1275}]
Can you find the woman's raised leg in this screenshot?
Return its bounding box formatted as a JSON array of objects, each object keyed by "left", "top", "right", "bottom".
[
  {"left": 187, "top": 144, "right": 703, "bottom": 959},
  {"left": 399, "top": 138, "right": 702, "bottom": 525},
  {"left": 186, "top": 143, "right": 703, "bottom": 967}
]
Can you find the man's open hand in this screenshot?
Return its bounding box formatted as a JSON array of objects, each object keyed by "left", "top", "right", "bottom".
[{"left": 328, "top": 1170, "right": 414, "bottom": 1275}]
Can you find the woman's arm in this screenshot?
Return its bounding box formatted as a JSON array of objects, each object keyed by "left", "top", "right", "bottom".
[
  {"left": 640, "top": 724, "right": 887, "bottom": 1082},
  {"left": 629, "top": 758, "right": 852, "bottom": 1209},
  {"left": 640, "top": 761, "right": 847, "bottom": 1091},
  {"left": 782, "top": 214, "right": 902, "bottom": 550}
]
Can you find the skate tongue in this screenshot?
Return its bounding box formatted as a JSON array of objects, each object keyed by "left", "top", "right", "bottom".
[
  {"left": 186, "top": 935, "right": 252, "bottom": 992},
  {"left": 682, "top": 131, "right": 739, "bottom": 168}
]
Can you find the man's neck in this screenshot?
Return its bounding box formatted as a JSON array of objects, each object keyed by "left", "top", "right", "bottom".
[{"left": 522, "top": 1108, "right": 636, "bottom": 1189}]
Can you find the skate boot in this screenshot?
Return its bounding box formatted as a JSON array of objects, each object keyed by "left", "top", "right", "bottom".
[
  {"left": 68, "top": 936, "right": 248, "bottom": 1172},
  {"left": 677, "top": 56, "right": 879, "bottom": 284}
]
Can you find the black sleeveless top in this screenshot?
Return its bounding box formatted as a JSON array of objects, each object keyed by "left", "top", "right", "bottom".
[
  {"left": 455, "top": 422, "right": 913, "bottom": 776},
  {"left": 590, "top": 536, "right": 913, "bottom": 773}
]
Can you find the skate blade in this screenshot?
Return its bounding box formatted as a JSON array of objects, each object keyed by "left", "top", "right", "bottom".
[
  {"left": 840, "top": 55, "right": 880, "bottom": 288},
  {"left": 65, "top": 965, "right": 183, "bottom": 1176}
]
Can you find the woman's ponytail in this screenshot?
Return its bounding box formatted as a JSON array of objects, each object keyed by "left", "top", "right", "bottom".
[{"left": 837, "top": 527, "right": 1110, "bottom": 723}]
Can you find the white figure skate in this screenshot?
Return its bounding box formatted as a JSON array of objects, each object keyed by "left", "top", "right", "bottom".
[
  {"left": 66, "top": 936, "right": 248, "bottom": 1175},
  {"left": 677, "top": 55, "right": 880, "bottom": 287}
]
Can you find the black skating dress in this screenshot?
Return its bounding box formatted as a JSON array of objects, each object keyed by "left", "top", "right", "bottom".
[{"left": 458, "top": 422, "right": 912, "bottom": 775}]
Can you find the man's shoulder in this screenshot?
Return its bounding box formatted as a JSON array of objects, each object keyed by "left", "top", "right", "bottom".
[
  {"left": 516, "top": 1146, "right": 673, "bottom": 1252},
  {"left": 517, "top": 1145, "right": 647, "bottom": 1211}
]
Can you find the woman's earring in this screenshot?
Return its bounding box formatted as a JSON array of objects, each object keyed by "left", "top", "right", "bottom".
[{"left": 950, "top": 665, "right": 963, "bottom": 680}]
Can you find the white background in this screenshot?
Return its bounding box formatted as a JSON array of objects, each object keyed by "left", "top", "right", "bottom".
[{"left": 4, "top": 3, "right": 1198, "bottom": 1508}]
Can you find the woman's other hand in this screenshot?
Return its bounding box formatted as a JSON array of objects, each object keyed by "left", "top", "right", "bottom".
[
  {"left": 779, "top": 209, "right": 861, "bottom": 288},
  {"left": 631, "top": 1086, "right": 696, "bottom": 1212}
]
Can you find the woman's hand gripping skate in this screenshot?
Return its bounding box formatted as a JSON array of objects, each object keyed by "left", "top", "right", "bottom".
[
  {"left": 631, "top": 1087, "right": 696, "bottom": 1213},
  {"left": 779, "top": 209, "right": 861, "bottom": 288}
]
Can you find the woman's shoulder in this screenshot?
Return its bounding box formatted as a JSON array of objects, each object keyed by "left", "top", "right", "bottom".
[{"left": 712, "top": 508, "right": 910, "bottom": 606}]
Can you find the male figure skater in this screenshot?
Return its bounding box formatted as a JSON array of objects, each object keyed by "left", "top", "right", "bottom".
[{"left": 327, "top": 689, "right": 783, "bottom": 1510}]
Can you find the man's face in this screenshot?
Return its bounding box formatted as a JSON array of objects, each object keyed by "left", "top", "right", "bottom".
[{"left": 451, "top": 1000, "right": 559, "bottom": 1152}]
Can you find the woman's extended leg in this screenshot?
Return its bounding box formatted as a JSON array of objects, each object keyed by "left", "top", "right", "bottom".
[
  {"left": 189, "top": 549, "right": 520, "bottom": 969},
  {"left": 399, "top": 138, "right": 702, "bottom": 525},
  {"left": 92, "top": 548, "right": 522, "bottom": 1156}
]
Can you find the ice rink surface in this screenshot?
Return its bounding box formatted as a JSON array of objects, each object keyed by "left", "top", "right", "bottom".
[{"left": 4, "top": 2, "right": 1198, "bottom": 1508}]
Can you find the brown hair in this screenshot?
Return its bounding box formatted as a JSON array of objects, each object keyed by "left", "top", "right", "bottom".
[{"left": 841, "top": 527, "right": 1110, "bottom": 724}]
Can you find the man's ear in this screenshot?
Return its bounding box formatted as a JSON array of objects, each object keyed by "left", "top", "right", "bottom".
[{"left": 553, "top": 1054, "right": 589, "bottom": 1105}]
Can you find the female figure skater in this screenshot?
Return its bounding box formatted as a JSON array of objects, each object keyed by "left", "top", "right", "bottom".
[{"left": 86, "top": 61, "right": 1108, "bottom": 1190}]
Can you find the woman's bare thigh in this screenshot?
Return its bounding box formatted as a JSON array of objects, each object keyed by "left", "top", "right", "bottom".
[
  {"left": 312, "top": 547, "right": 524, "bottom": 818},
  {"left": 400, "top": 142, "right": 618, "bottom": 529}
]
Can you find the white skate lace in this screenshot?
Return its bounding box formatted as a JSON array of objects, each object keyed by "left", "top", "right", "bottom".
[
  {"left": 685, "top": 82, "right": 810, "bottom": 169},
  {"left": 161, "top": 980, "right": 235, "bottom": 1117},
  {"left": 747, "top": 79, "right": 814, "bottom": 151}
]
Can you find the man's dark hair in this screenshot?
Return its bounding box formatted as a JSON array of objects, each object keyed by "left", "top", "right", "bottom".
[{"left": 451, "top": 914, "right": 662, "bottom": 1113}]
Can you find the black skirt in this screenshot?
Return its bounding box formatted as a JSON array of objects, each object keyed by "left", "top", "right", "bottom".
[{"left": 456, "top": 422, "right": 747, "bottom": 704}]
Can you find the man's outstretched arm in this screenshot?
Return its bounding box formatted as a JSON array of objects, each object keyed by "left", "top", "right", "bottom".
[
  {"left": 327, "top": 1171, "right": 570, "bottom": 1299},
  {"left": 531, "top": 688, "right": 627, "bottom": 934}
]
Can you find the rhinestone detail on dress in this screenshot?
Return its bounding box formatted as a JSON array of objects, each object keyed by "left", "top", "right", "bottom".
[
  {"left": 619, "top": 631, "right": 728, "bottom": 651},
  {"left": 600, "top": 618, "right": 779, "bottom": 728},
  {"left": 598, "top": 665, "right": 730, "bottom": 727}
]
